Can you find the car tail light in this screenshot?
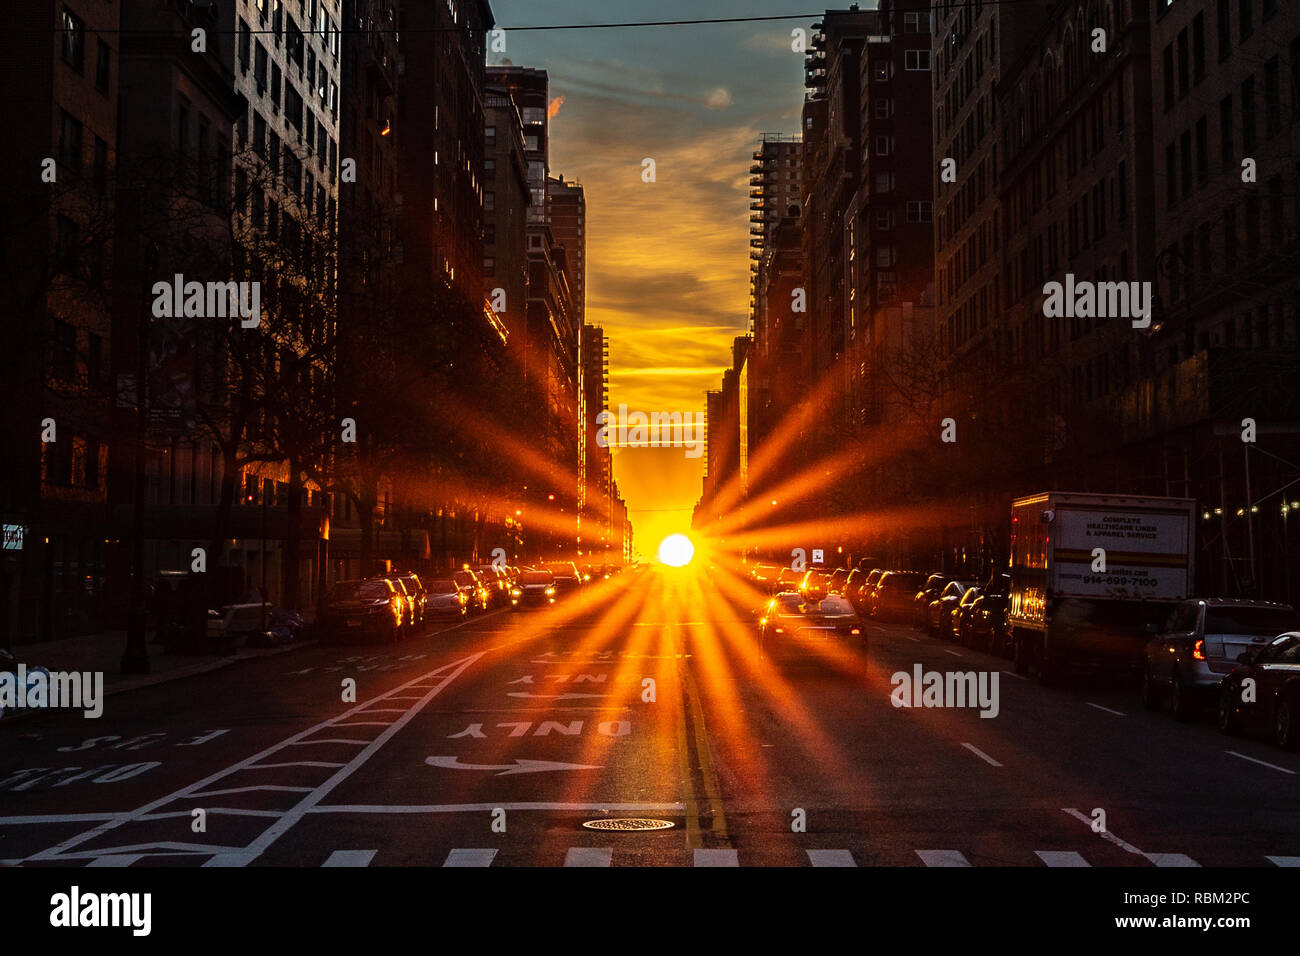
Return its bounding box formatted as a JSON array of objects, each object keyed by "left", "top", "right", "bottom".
[
  {"left": 1192, "top": 639, "right": 1206, "bottom": 661},
  {"left": 774, "top": 627, "right": 784, "bottom": 633},
  {"left": 850, "top": 628, "right": 860, "bottom": 635}
]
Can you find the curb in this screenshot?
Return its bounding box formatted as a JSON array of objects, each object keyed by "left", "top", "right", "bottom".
[{"left": 0, "top": 638, "right": 318, "bottom": 724}]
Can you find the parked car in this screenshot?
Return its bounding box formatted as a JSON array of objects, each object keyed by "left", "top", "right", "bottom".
[
  {"left": 1144, "top": 599, "right": 1297, "bottom": 720},
  {"left": 424, "top": 578, "right": 469, "bottom": 619},
  {"left": 472, "top": 565, "right": 511, "bottom": 607},
  {"left": 1217, "top": 631, "right": 1300, "bottom": 749},
  {"left": 927, "top": 579, "right": 977, "bottom": 637},
  {"left": 953, "top": 586, "right": 983, "bottom": 646},
  {"left": 453, "top": 569, "right": 491, "bottom": 613},
  {"left": 799, "top": 568, "right": 836, "bottom": 602},
  {"left": 912, "top": 573, "right": 951, "bottom": 629},
  {"left": 544, "top": 561, "right": 583, "bottom": 593},
  {"left": 322, "top": 579, "right": 404, "bottom": 643},
  {"left": 844, "top": 568, "right": 869, "bottom": 605},
  {"left": 393, "top": 573, "right": 428, "bottom": 627},
  {"left": 853, "top": 568, "right": 886, "bottom": 614},
  {"left": 968, "top": 573, "right": 1013, "bottom": 654},
  {"left": 869, "top": 571, "right": 926, "bottom": 620},
  {"left": 511, "top": 570, "right": 557, "bottom": 609},
  {"left": 391, "top": 577, "right": 417, "bottom": 633}
]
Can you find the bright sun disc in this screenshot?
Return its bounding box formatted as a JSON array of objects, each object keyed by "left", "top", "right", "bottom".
[{"left": 657, "top": 534, "right": 695, "bottom": 567}]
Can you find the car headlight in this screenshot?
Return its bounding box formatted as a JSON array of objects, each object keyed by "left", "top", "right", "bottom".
[
  {"left": 545, "top": 587, "right": 556, "bottom": 596},
  {"left": 511, "top": 589, "right": 522, "bottom": 597}
]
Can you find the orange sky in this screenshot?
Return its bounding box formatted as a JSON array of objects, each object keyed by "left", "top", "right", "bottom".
[{"left": 489, "top": 2, "right": 808, "bottom": 556}]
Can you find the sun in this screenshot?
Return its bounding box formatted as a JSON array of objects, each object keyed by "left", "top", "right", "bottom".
[{"left": 657, "top": 533, "right": 695, "bottom": 567}]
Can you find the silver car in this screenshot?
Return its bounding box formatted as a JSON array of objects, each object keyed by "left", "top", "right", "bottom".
[{"left": 1142, "top": 599, "right": 1296, "bottom": 720}]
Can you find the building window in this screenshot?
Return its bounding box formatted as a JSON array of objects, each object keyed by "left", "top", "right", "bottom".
[
  {"left": 95, "top": 38, "right": 110, "bottom": 93},
  {"left": 903, "top": 12, "right": 927, "bottom": 33},
  {"left": 1264, "top": 56, "right": 1279, "bottom": 137},
  {"left": 1219, "top": 94, "right": 1233, "bottom": 168},
  {"left": 876, "top": 98, "right": 892, "bottom": 119},
  {"left": 59, "top": 111, "right": 82, "bottom": 173},
  {"left": 875, "top": 135, "right": 892, "bottom": 155},
  {"left": 1192, "top": 13, "right": 1206, "bottom": 84},
  {"left": 904, "top": 50, "right": 930, "bottom": 71},
  {"left": 1177, "top": 29, "right": 1190, "bottom": 99},
  {"left": 52, "top": 320, "right": 76, "bottom": 380},
  {"left": 255, "top": 42, "right": 269, "bottom": 91},
  {"left": 1162, "top": 44, "right": 1175, "bottom": 110},
  {"left": 1216, "top": 0, "right": 1231, "bottom": 62},
  {"left": 1165, "top": 142, "right": 1177, "bottom": 207},
  {"left": 1239, "top": 0, "right": 1253, "bottom": 42},
  {"left": 484, "top": 256, "right": 495, "bottom": 276},
  {"left": 239, "top": 18, "right": 252, "bottom": 71},
  {"left": 484, "top": 191, "right": 495, "bottom": 212},
  {"left": 61, "top": 7, "right": 84, "bottom": 73},
  {"left": 93, "top": 136, "right": 108, "bottom": 195},
  {"left": 253, "top": 111, "right": 267, "bottom": 155},
  {"left": 875, "top": 210, "right": 893, "bottom": 229},
  {"left": 484, "top": 125, "right": 496, "bottom": 146},
  {"left": 906, "top": 200, "right": 932, "bottom": 222},
  {"left": 1196, "top": 116, "right": 1208, "bottom": 182},
  {"left": 1241, "top": 76, "right": 1256, "bottom": 151}
]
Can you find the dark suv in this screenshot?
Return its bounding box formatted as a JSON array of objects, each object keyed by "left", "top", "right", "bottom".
[{"left": 322, "top": 579, "right": 404, "bottom": 643}]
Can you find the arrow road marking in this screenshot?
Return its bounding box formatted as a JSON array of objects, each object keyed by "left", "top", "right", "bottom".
[
  {"left": 506, "top": 692, "right": 608, "bottom": 700},
  {"left": 425, "top": 756, "right": 603, "bottom": 775}
]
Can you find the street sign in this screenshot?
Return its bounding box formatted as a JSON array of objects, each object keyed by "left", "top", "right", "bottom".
[{"left": 1, "top": 524, "right": 23, "bottom": 551}]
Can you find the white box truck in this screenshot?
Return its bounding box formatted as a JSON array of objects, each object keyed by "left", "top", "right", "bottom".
[{"left": 1007, "top": 492, "right": 1196, "bottom": 681}]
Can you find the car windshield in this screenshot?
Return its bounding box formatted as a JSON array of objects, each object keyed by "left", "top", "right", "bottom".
[
  {"left": 453, "top": 571, "right": 476, "bottom": 585},
  {"left": 774, "top": 593, "right": 804, "bottom": 612},
  {"left": 520, "top": 572, "right": 554, "bottom": 586},
  {"left": 331, "top": 581, "right": 389, "bottom": 601},
  {"left": 427, "top": 580, "right": 458, "bottom": 594},
  {"left": 814, "top": 596, "right": 856, "bottom": 617},
  {"left": 546, "top": 564, "right": 575, "bottom": 576},
  {"left": 1205, "top": 607, "right": 1296, "bottom": 634}
]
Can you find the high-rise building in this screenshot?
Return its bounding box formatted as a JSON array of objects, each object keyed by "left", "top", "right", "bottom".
[
  {"left": 801, "top": 6, "right": 876, "bottom": 447},
  {"left": 483, "top": 80, "right": 531, "bottom": 341},
  {"left": 397, "top": 0, "right": 494, "bottom": 309},
  {"left": 487, "top": 67, "right": 582, "bottom": 529},
  {"left": 1, "top": 0, "right": 123, "bottom": 642},
  {"left": 749, "top": 135, "right": 803, "bottom": 345},
  {"left": 847, "top": 0, "right": 935, "bottom": 434}
]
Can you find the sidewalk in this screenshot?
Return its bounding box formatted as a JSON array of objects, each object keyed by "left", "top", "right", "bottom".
[{"left": 3, "top": 627, "right": 314, "bottom": 705}]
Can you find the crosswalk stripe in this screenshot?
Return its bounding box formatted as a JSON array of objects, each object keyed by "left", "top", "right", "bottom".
[
  {"left": 916, "top": 849, "right": 971, "bottom": 867},
  {"left": 1267, "top": 856, "right": 1300, "bottom": 867},
  {"left": 1144, "top": 853, "right": 1200, "bottom": 867},
  {"left": 693, "top": 848, "right": 739, "bottom": 867},
  {"left": 564, "top": 847, "right": 613, "bottom": 867},
  {"left": 87, "top": 855, "right": 143, "bottom": 867},
  {"left": 322, "top": 850, "right": 376, "bottom": 867},
  {"left": 444, "top": 848, "right": 497, "bottom": 867},
  {"left": 806, "top": 849, "right": 857, "bottom": 867},
  {"left": 1035, "top": 850, "right": 1090, "bottom": 867}
]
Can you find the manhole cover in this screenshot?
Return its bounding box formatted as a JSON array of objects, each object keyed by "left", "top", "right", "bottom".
[{"left": 581, "top": 818, "right": 675, "bottom": 831}]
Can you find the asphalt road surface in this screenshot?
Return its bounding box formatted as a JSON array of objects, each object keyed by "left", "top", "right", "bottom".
[{"left": 3, "top": 567, "right": 1299, "bottom": 868}]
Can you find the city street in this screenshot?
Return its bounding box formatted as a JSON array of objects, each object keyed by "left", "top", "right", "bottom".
[{"left": 4, "top": 568, "right": 1298, "bottom": 868}]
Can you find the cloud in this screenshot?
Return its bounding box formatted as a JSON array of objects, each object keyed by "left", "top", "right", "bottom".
[
  {"left": 548, "top": 95, "right": 566, "bottom": 118},
  {"left": 705, "top": 87, "right": 733, "bottom": 109}
]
